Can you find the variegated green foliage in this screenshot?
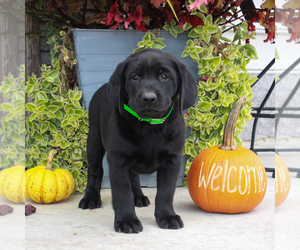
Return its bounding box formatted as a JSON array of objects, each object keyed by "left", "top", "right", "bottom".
[
  {"left": 25, "top": 61, "right": 88, "bottom": 192},
  {"left": 164, "top": 13, "right": 257, "bottom": 170},
  {"left": 182, "top": 18, "right": 256, "bottom": 168},
  {"left": 133, "top": 32, "right": 166, "bottom": 53},
  {"left": 0, "top": 66, "right": 25, "bottom": 169}
]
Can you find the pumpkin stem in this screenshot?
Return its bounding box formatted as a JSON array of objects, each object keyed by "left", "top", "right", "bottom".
[
  {"left": 219, "top": 96, "right": 247, "bottom": 151},
  {"left": 46, "top": 150, "right": 56, "bottom": 170}
]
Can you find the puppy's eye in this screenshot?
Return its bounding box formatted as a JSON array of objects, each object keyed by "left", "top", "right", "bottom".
[
  {"left": 160, "top": 73, "right": 168, "bottom": 80},
  {"left": 132, "top": 74, "right": 139, "bottom": 80}
]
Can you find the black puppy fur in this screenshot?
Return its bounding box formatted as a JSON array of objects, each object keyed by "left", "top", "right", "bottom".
[{"left": 79, "top": 48, "right": 197, "bottom": 233}]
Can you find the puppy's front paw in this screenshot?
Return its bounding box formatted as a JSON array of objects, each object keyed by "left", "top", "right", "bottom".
[
  {"left": 134, "top": 195, "right": 150, "bottom": 207},
  {"left": 78, "top": 191, "right": 101, "bottom": 209},
  {"left": 114, "top": 217, "right": 143, "bottom": 233},
  {"left": 156, "top": 214, "right": 184, "bottom": 229}
]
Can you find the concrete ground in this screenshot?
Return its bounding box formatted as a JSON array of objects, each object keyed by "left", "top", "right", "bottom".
[{"left": 1, "top": 141, "right": 299, "bottom": 250}]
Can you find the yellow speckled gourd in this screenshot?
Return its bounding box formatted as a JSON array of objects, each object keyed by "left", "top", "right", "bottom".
[
  {"left": 25, "top": 150, "right": 74, "bottom": 203},
  {"left": 0, "top": 165, "right": 25, "bottom": 203}
]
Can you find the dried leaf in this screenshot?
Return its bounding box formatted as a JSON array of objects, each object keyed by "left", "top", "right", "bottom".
[
  {"left": 214, "top": 0, "right": 227, "bottom": 9},
  {"left": 261, "top": 0, "right": 275, "bottom": 9},
  {"left": 25, "top": 204, "right": 36, "bottom": 216},
  {"left": 283, "top": 0, "right": 300, "bottom": 9},
  {"left": 66, "top": 0, "right": 81, "bottom": 16},
  {"left": 91, "top": 0, "right": 107, "bottom": 12},
  {"left": 0, "top": 205, "right": 13, "bottom": 216}
]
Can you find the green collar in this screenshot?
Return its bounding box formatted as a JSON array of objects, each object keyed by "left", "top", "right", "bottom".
[{"left": 123, "top": 104, "right": 174, "bottom": 125}]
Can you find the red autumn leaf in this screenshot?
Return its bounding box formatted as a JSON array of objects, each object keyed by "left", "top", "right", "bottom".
[
  {"left": 110, "top": 22, "right": 121, "bottom": 30},
  {"left": 101, "top": 2, "right": 123, "bottom": 26},
  {"left": 170, "top": 0, "right": 180, "bottom": 4},
  {"left": 263, "top": 18, "right": 275, "bottom": 42},
  {"left": 136, "top": 21, "right": 148, "bottom": 32},
  {"left": 179, "top": 15, "right": 204, "bottom": 29},
  {"left": 110, "top": 1, "right": 119, "bottom": 12},
  {"left": 287, "top": 19, "right": 300, "bottom": 42},
  {"left": 106, "top": 12, "right": 116, "bottom": 24},
  {"left": 125, "top": 5, "right": 143, "bottom": 29},
  {"left": 114, "top": 14, "right": 123, "bottom": 23},
  {"left": 151, "top": 0, "right": 166, "bottom": 9},
  {"left": 247, "top": 20, "right": 256, "bottom": 32}
]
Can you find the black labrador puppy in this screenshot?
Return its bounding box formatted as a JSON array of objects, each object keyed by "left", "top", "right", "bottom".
[{"left": 79, "top": 48, "right": 197, "bottom": 233}]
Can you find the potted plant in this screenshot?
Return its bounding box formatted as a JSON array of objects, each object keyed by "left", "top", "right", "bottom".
[
  {"left": 25, "top": 0, "right": 276, "bottom": 98},
  {"left": 25, "top": 0, "right": 274, "bottom": 188},
  {"left": 25, "top": 0, "right": 275, "bottom": 106}
]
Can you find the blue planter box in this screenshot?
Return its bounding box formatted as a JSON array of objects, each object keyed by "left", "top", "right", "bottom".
[{"left": 72, "top": 29, "right": 196, "bottom": 188}]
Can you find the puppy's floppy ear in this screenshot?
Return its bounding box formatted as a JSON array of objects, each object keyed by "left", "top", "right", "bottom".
[
  {"left": 176, "top": 61, "right": 198, "bottom": 112},
  {"left": 107, "top": 60, "right": 127, "bottom": 115}
]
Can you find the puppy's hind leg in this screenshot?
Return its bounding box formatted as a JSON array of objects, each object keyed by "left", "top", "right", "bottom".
[
  {"left": 129, "top": 172, "right": 150, "bottom": 207},
  {"left": 79, "top": 122, "right": 104, "bottom": 209}
]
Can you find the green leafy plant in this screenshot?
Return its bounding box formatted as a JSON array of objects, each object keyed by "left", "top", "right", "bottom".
[
  {"left": 46, "top": 22, "right": 78, "bottom": 90},
  {"left": 163, "top": 19, "right": 188, "bottom": 38},
  {"left": 178, "top": 17, "right": 257, "bottom": 170},
  {"left": 0, "top": 66, "right": 25, "bottom": 169},
  {"left": 133, "top": 32, "right": 166, "bottom": 53},
  {"left": 25, "top": 61, "right": 88, "bottom": 192}
]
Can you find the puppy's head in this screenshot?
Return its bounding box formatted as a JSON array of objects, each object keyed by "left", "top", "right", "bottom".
[{"left": 107, "top": 48, "right": 197, "bottom": 118}]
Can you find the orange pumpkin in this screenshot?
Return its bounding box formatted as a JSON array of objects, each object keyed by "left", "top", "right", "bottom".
[
  {"left": 188, "top": 97, "right": 268, "bottom": 214},
  {"left": 275, "top": 153, "right": 291, "bottom": 208}
]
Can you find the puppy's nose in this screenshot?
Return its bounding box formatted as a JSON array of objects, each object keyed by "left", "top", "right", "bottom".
[{"left": 142, "top": 92, "right": 157, "bottom": 103}]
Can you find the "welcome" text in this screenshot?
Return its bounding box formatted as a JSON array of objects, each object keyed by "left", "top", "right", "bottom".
[{"left": 198, "top": 160, "right": 267, "bottom": 195}]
